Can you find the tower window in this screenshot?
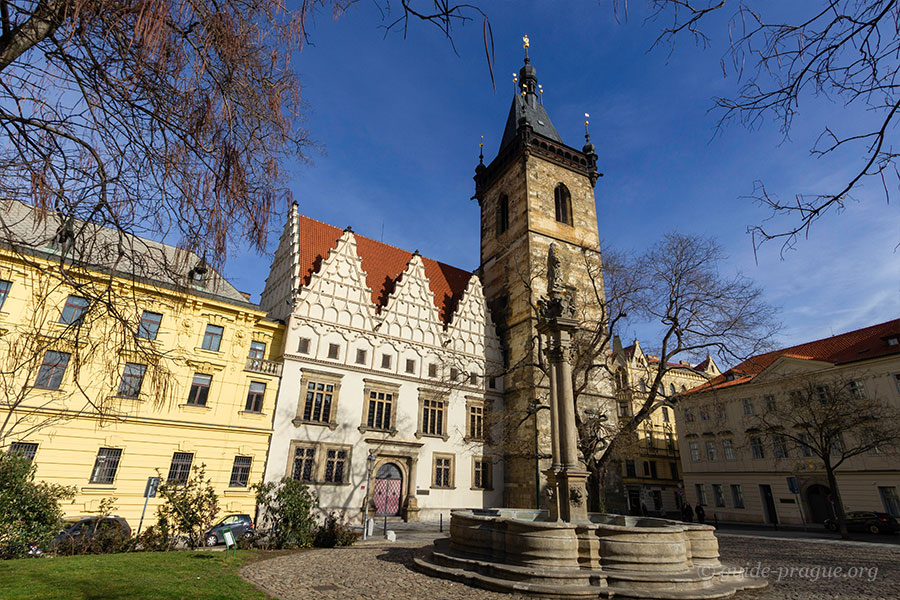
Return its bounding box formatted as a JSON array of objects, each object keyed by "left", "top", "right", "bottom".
[
  {"left": 496, "top": 194, "right": 509, "bottom": 235},
  {"left": 554, "top": 184, "right": 572, "bottom": 226}
]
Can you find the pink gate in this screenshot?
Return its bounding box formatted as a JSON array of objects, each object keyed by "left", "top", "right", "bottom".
[{"left": 373, "top": 463, "right": 403, "bottom": 516}]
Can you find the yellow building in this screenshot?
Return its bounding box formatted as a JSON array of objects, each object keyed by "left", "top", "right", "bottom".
[
  {"left": 675, "top": 319, "right": 900, "bottom": 526},
  {"left": 0, "top": 200, "right": 283, "bottom": 527},
  {"left": 611, "top": 338, "right": 719, "bottom": 516}
]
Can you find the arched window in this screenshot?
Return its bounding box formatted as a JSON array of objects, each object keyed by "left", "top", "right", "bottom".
[
  {"left": 496, "top": 194, "right": 509, "bottom": 235},
  {"left": 669, "top": 383, "right": 677, "bottom": 397},
  {"left": 554, "top": 184, "right": 572, "bottom": 225}
]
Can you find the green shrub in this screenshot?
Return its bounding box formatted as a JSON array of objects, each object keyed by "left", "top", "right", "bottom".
[
  {"left": 251, "top": 478, "right": 317, "bottom": 549},
  {"left": 313, "top": 512, "right": 357, "bottom": 548},
  {"left": 0, "top": 453, "right": 74, "bottom": 559},
  {"left": 153, "top": 464, "right": 219, "bottom": 550}
]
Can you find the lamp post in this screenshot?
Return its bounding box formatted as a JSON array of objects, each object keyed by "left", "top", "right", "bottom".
[{"left": 363, "top": 451, "right": 377, "bottom": 540}]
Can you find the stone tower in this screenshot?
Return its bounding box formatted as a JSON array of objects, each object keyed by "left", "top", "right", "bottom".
[{"left": 475, "top": 52, "right": 607, "bottom": 508}]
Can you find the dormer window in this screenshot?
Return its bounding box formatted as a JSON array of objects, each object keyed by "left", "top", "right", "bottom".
[
  {"left": 188, "top": 260, "right": 208, "bottom": 288},
  {"left": 554, "top": 184, "right": 572, "bottom": 226}
]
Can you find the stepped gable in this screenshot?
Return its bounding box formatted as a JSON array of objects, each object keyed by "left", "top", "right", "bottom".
[
  {"left": 297, "top": 214, "right": 472, "bottom": 325},
  {"left": 697, "top": 318, "right": 900, "bottom": 392}
]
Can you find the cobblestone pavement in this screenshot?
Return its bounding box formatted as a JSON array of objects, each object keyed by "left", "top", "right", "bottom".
[{"left": 240, "top": 533, "right": 900, "bottom": 600}]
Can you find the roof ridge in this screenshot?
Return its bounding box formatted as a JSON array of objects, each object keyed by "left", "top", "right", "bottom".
[{"left": 297, "top": 213, "right": 472, "bottom": 276}]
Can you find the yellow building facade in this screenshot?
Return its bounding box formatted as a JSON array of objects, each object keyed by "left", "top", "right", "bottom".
[
  {"left": 611, "top": 338, "right": 719, "bottom": 516},
  {"left": 0, "top": 201, "right": 283, "bottom": 528}
]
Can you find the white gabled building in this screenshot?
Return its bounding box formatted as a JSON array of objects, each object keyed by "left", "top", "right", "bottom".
[{"left": 260, "top": 204, "right": 504, "bottom": 521}]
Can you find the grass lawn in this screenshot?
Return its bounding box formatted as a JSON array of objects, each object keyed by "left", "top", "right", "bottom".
[{"left": 0, "top": 550, "right": 274, "bottom": 600}]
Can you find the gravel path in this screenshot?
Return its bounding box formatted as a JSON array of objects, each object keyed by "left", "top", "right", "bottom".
[{"left": 240, "top": 534, "right": 900, "bottom": 599}]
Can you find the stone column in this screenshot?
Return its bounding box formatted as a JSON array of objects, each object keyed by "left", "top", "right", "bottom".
[{"left": 547, "top": 347, "right": 561, "bottom": 470}]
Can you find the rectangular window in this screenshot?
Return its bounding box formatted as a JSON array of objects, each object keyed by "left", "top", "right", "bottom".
[
  {"left": 298, "top": 337, "right": 311, "bottom": 354},
  {"left": 649, "top": 461, "right": 658, "bottom": 479},
  {"left": 167, "top": 452, "right": 194, "bottom": 484},
  {"left": 292, "top": 446, "right": 316, "bottom": 482},
  {"left": 665, "top": 433, "right": 675, "bottom": 451},
  {"left": 662, "top": 407, "right": 670, "bottom": 422},
  {"left": 879, "top": 486, "right": 900, "bottom": 517},
  {"left": 8, "top": 442, "right": 38, "bottom": 461},
  {"left": 618, "top": 400, "right": 632, "bottom": 418},
  {"left": 323, "top": 448, "right": 347, "bottom": 483},
  {"left": 405, "top": 358, "right": 416, "bottom": 374},
  {"left": 245, "top": 381, "right": 266, "bottom": 412},
  {"left": 488, "top": 376, "right": 496, "bottom": 389},
  {"left": 117, "top": 363, "right": 147, "bottom": 398},
  {"left": 705, "top": 441, "right": 717, "bottom": 461},
  {"left": 450, "top": 367, "right": 459, "bottom": 381},
  {"left": 201, "top": 324, "right": 224, "bottom": 351},
  {"left": 35, "top": 350, "right": 70, "bottom": 389},
  {"left": 137, "top": 311, "right": 162, "bottom": 340},
  {"left": 642, "top": 461, "right": 651, "bottom": 477},
  {"left": 473, "top": 458, "right": 491, "bottom": 490},
  {"left": 669, "top": 462, "right": 678, "bottom": 480},
  {"left": 428, "top": 363, "right": 438, "bottom": 378},
  {"left": 699, "top": 407, "right": 710, "bottom": 421},
  {"left": 381, "top": 354, "right": 392, "bottom": 369},
  {"left": 695, "top": 483, "right": 707, "bottom": 506},
  {"left": 722, "top": 439, "right": 736, "bottom": 461},
  {"left": 849, "top": 380, "right": 865, "bottom": 400},
  {"left": 89, "top": 448, "right": 122, "bottom": 484},
  {"left": 366, "top": 390, "right": 394, "bottom": 431},
  {"left": 60, "top": 295, "right": 89, "bottom": 325},
  {"left": 731, "top": 484, "right": 745, "bottom": 508},
  {"left": 750, "top": 436, "right": 765, "bottom": 459},
  {"left": 248, "top": 341, "right": 266, "bottom": 359},
  {"left": 469, "top": 373, "right": 479, "bottom": 385},
  {"left": 229, "top": 456, "right": 252, "bottom": 487},
  {"left": 468, "top": 402, "right": 484, "bottom": 440},
  {"left": 716, "top": 403, "right": 727, "bottom": 419},
  {"left": 773, "top": 435, "right": 788, "bottom": 458},
  {"left": 0, "top": 280, "right": 12, "bottom": 310},
  {"left": 713, "top": 484, "right": 726, "bottom": 507},
  {"left": 327, "top": 343, "right": 340, "bottom": 359},
  {"left": 689, "top": 441, "right": 700, "bottom": 461},
  {"left": 303, "top": 381, "right": 334, "bottom": 423},
  {"left": 764, "top": 395, "right": 776, "bottom": 411},
  {"left": 355, "top": 348, "right": 367, "bottom": 365},
  {"left": 187, "top": 373, "right": 212, "bottom": 406},
  {"left": 798, "top": 433, "right": 813, "bottom": 457},
  {"left": 422, "top": 398, "right": 445, "bottom": 436},
  {"left": 742, "top": 398, "right": 754, "bottom": 414},
  {"left": 433, "top": 454, "right": 453, "bottom": 488},
  {"left": 684, "top": 408, "right": 695, "bottom": 423},
  {"left": 625, "top": 459, "right": 636, "bottom": 477}
]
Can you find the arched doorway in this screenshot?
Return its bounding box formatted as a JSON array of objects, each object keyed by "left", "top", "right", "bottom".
[
  {"left": 806, "top": 484, "right": 832, "bottom": 523},
  {"left": 373, "top": 463, "right": 403, "bottom": 516}
]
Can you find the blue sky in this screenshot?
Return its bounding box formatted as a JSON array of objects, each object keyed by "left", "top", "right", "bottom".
[{"left": 224, "top": 1, "right": 899, "bottom": 359}]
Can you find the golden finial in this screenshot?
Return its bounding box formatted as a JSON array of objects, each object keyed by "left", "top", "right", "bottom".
[
  {"left": 523, "top": 34, "right": 530, "bottom": 49},
  {"left": 538, "top": 84, "right": 543, "bottom": 104},
  {"left": 584, "top": 113, "right": 591, "bottom": 141}
]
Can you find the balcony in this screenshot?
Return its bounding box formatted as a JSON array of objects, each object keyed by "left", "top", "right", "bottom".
[{"left": 244, "top": 357, "right": 283, "bottom": 376}]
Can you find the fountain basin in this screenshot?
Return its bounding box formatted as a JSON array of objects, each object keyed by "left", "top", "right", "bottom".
[{"left": 414, "top": 509, "right": 766, "bottom": 599}]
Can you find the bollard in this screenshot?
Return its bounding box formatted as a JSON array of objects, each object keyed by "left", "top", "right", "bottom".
[
  {"left": 383, "top": 515, "right": 387, "bottom": 536},
  {"left": 440, "top": 513, "right": 443, "bottom": 533}
]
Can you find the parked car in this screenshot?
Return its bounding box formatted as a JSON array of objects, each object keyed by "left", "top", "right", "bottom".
[
  {"left": 824, "top": 511, "right": 900, "bottom": 534},
  {"left": 205, "top": 514, "right": 254, "bottom": 546},
  {"left": 30, "top": 516, "right": 132, "bottom": 554}
]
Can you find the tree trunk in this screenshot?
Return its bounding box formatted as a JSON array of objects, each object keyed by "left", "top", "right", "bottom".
[{"left": 824, "top": 462, "right": 849, "bottom": 539}]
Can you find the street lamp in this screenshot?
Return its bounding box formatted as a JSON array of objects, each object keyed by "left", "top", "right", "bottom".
[{"left": 363, "top": 451, "right": 377, "bottom": 540}]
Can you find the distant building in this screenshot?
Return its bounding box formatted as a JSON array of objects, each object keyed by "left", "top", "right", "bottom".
[
  {"left": 1, "top": 200, "right": 282, "bottom": 526},
  {"left": 611, "top": 338, "right": 719, "bottom": 516},
  {"left": 675, "top": 319, "right": 900, "bottom": 525},
  {"left": 260, "top": 206, "right": 504, "bottom": 520}
]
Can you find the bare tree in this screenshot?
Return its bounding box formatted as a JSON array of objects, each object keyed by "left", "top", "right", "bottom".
[
  {"left": 485, "top": 233, "right": 779, "bottom": 510},
  {"left": 0, "top": 0, "right": 485, "bottom": 441},
  {"left": 751, "top": 375, "right": 900, "bottom": 538},
  {"left": 623, "top": 0, "right": 900, "bottom": 254}
]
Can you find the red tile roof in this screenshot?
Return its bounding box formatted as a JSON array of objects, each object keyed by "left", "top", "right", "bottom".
[
  {"left": 297, "top": 214, "right": 473, "bottom": 324},
  {"left": 694, "top": 318, "right": 900, "bottom": 392}
]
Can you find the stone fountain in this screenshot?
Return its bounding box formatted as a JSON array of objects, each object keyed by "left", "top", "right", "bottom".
[{"left": 413, "top": 245, "right": 767, "bottom": 599}]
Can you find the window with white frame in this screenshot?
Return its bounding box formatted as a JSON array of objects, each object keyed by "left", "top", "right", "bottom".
[
  {"left": 695, "top": 483, "right": 707, "bottom": 505},
  {"left": 713, "top": 484, "right": 725, "bottom": 507},
  {"left": 688, "top": 441, "right": 700, "bottom": 461},
  {"left": 705, "top": 440, "right": 717, "bottom": 461},
  {"left": 731, "top": 484, "right": 745, "bottom": 508},
  {"left": 722, "top": 438, "right": 736, "bottom": 461},
  {"left": 750, "top": 436, "right": 765, "bottom": 459}
]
